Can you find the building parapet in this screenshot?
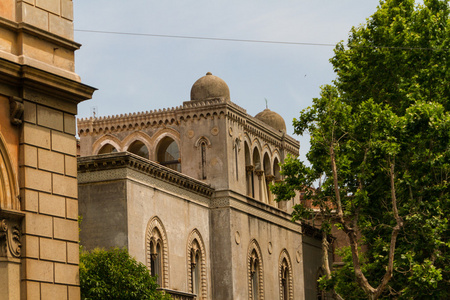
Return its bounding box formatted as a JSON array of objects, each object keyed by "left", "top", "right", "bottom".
[{"left": 78, "top": 152, "right": 214, "bottom": 198}]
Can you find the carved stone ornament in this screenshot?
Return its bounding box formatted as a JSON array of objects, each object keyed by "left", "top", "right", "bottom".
[
  {"left": 0, "top": 219, "right": 22, "bottom": 258},
  {"left": 9, "top": 96, "right": 24, "bottom": 126}
]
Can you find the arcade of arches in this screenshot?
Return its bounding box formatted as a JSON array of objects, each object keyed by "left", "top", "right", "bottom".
[{"left": 77, "top": 72, "right": 326, "bottom": 300}]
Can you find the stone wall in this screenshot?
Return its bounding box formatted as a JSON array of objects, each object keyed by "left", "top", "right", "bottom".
[{"left": 0, "top": 1, "right": 95, "bottom": 299}]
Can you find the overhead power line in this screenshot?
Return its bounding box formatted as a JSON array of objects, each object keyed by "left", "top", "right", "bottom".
[
  {"left": 74, "top": 29, "right": 447, "bottom": 51},
  {"left": 74, "top": 29, "right": 336, "bottom": 47}
]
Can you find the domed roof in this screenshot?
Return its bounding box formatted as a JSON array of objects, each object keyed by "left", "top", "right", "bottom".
[
  {"left": 255, "top": 108, "right": 286, "bottom": 132},
  {"left": 190, "top": 72, "right": 230, "bottom": 101}
]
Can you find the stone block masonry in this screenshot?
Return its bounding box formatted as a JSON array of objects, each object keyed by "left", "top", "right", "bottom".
[
  {"left": 19, "top": 101, "right": 84, "bottom": 299},
  {"left": 0, "top": 2, "right": 95, "bottom": 299}
]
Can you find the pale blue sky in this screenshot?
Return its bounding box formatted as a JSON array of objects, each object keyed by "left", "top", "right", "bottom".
[{"left": 73, "top": 0, "right": 381, "bottom": 161}]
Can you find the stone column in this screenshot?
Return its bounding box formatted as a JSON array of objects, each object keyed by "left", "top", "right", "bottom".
[
  {"left": 246, "top": 165, "right": 254, "bottom": 197},
  {"left": 255, "top": 170, "right": 264, "bottom": 202},
  {"left": 265, "top": 175, "right": 275, "bottom": 206}
]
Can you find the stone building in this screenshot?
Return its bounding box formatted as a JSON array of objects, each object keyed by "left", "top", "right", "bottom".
[
  {"left": 0, "top": 1, "right": 95, "bottom": 299},
  {"left": 77, "top": 73, "right": 324, "bottom": 300}
]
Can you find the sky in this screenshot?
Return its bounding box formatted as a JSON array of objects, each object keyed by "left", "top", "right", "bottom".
[{"left": 73, "top": 0, "right": 381, "bottom": 161}]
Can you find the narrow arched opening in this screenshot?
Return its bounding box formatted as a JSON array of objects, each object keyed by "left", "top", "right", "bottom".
[
  {"left": 98, "top": 143, "right": 118, "bottom": 154},
  {"left": 157, "top": 137, "right": 181, "bottom": 172},
  {"left": 127, "top": 140, "right": 149, "bottom": 159}
]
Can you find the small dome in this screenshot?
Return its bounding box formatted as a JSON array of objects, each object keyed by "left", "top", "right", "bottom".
[
  {"left": 255, "top": 108, "right": 286, "bottom": 132},
  {"left": 190, "top": 72, "right": 230, "bottom": 101}
]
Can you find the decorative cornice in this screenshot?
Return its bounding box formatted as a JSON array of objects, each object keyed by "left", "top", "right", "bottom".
[
  {"left": 78, "top": 152, "right": 214, "bottom": 198},
  {"left": 0, "top": 57, "right": 96, "bottom": 107}
]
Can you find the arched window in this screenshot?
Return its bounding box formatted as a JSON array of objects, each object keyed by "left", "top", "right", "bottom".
[
  {"left": 157, "top": 137, "right": 181, "bottom": 172},
  {"left": 273, "top": 157, "right": 281, "bottom": 181},
  {"left": 253, "top": 148, "right": 263, "bottom": 201},
  {"left": 263, "top": 153, "right": 272, "bottom": 204},
  {"left": 0, "top": 133, "right": 19, "bottom": 210},
  {"left": 146, "top": 217, "right": 169, "bottom": 288},
  {"left": 253, "top": 148, "right": 261, "bottom": 171},
  {"left": 201, "top": 142, "right": 207, "bottom": 180},
  {"left": 149, "top": 238, "right": 163, "bottom": 285},
  {"left": 234, "top": 138, "right": 240, "bottom": 181},
  {"left": 98, "top": 143, "right": 118, "bottom": 154},
  {"left": 190, "top": 240, "right": 201, "bottom": 295},
  {"left": 279, "top": 250, "right": 293, "bottom": 300},
  {"left": 248, "top": 240, "right": 263, "bottom": 300},
  {"left": 127, "top": 140, "right": 149, "bottom": 159},
  {"left": 187, "top": 229, "right": 207, "bottom": 299},
  {"left": 245, "top": 142, "right": 252, "bottom": 197}
]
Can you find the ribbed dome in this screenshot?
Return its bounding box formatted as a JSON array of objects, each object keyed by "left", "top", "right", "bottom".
[
  {"left": 190, "top": 72, "right": 230, "bottom": 101},
  {"left": 255, "top": 109, "right": 286, "bottom": 132}
]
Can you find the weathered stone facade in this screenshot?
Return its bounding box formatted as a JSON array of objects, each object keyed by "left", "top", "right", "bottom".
[
  {"left": 78, "top": 73, "right": 324, "bottom": 299},
  {"left": 0, "top": 1, "right": 95, "bottom": 299}
]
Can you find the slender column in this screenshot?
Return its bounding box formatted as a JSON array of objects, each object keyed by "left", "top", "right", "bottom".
[
  {"left": 265, "top": 175, "right": 275, "bottom": 206},
  {"left": 255, "top": 170, "right": 265, "bottom": 202},
  {"left": 246, "top": 165, "right": 254, "bottom": 197}
]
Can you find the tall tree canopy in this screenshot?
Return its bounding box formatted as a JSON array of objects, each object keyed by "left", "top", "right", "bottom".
[{"left": 272, "top": 1, "right": 450, "bottom": 299}]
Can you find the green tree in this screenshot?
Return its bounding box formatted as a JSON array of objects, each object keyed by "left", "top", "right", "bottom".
[
  {"left": 79, "top": 247, "right": 171, "bottom": 300},
  {"left": 272, "top": 1, "right": 450, "bottom": 299}
]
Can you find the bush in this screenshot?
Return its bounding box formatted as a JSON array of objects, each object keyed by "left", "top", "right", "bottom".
[{"left": 80, "top": 247, "right": 171, "bottom": 300}]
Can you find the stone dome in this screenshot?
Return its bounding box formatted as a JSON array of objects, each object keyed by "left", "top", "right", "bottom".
[
  {"left": 255, "top": 108, "right": 286, "bottom": 132},
  {"left": 190, "top": 72, "right": 230, "bottom": 101}
]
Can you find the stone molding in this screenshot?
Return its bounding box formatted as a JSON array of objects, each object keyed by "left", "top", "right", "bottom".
[
  {"left": 186, "top": 229, "right": 207, "bottom": 299},
  {"left": 0, "top": 133, "right": 20, "bottom": 211},
  {"left": 0, "top": 16, "right": 81, "bottom": 51},
  {"left": 211, "top": 191, "right": 302, "bottom": 233},
  {"left": 247, "top": 239, "right": 264, "bottom": 300},
  {"left": 146, "top": 216, "right": 170, "bottom": 288},
  {"left": 78, "top": 152, "right": 214, "bottom": 199},
  {"left": 278, "top": 249, "right": 294, "bottom": 300},
  {"left": 0, "top": 58, "right": 96, "bottom": 113}
]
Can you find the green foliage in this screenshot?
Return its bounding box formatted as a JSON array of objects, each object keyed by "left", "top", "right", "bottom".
[
  {"left": 79, "top": 248, "right": 171, "bottom": 300},
  {"left": 273, "top": 0, "right": 450, "bottom": 299}
]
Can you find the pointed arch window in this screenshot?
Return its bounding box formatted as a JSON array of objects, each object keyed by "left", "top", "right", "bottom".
[
  {"left": 245, "top": 142, "right": 253, "bottom": 197},
  {"left": 248, "top": 240, "right": 264, "bottom": 300},
  {"left": 157, "top": 137, "right": 181, "bottom": 172},
  {"left": 234, "top": 138, "right": 240, "bottom": 181},
  {"left": 201, "top": 142, "right": 207, "bottom": 180},
  {"left": 98, "top": 143, "right": 118, "bottom": 154},
  {"left": 127, "top": 140, "right": 149, "bottom": 159},
  {"left": 146, "top": 217, "right": 169, "bottom": 288},
  {"left": 187, "top": 229, "right": 207, "bottom": 299},
  {"left": 149, "top": 237, "right": 163, "bottom": 285},
  {"left": 279, "top": 250, "right": 293, "bottom": 300}
]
